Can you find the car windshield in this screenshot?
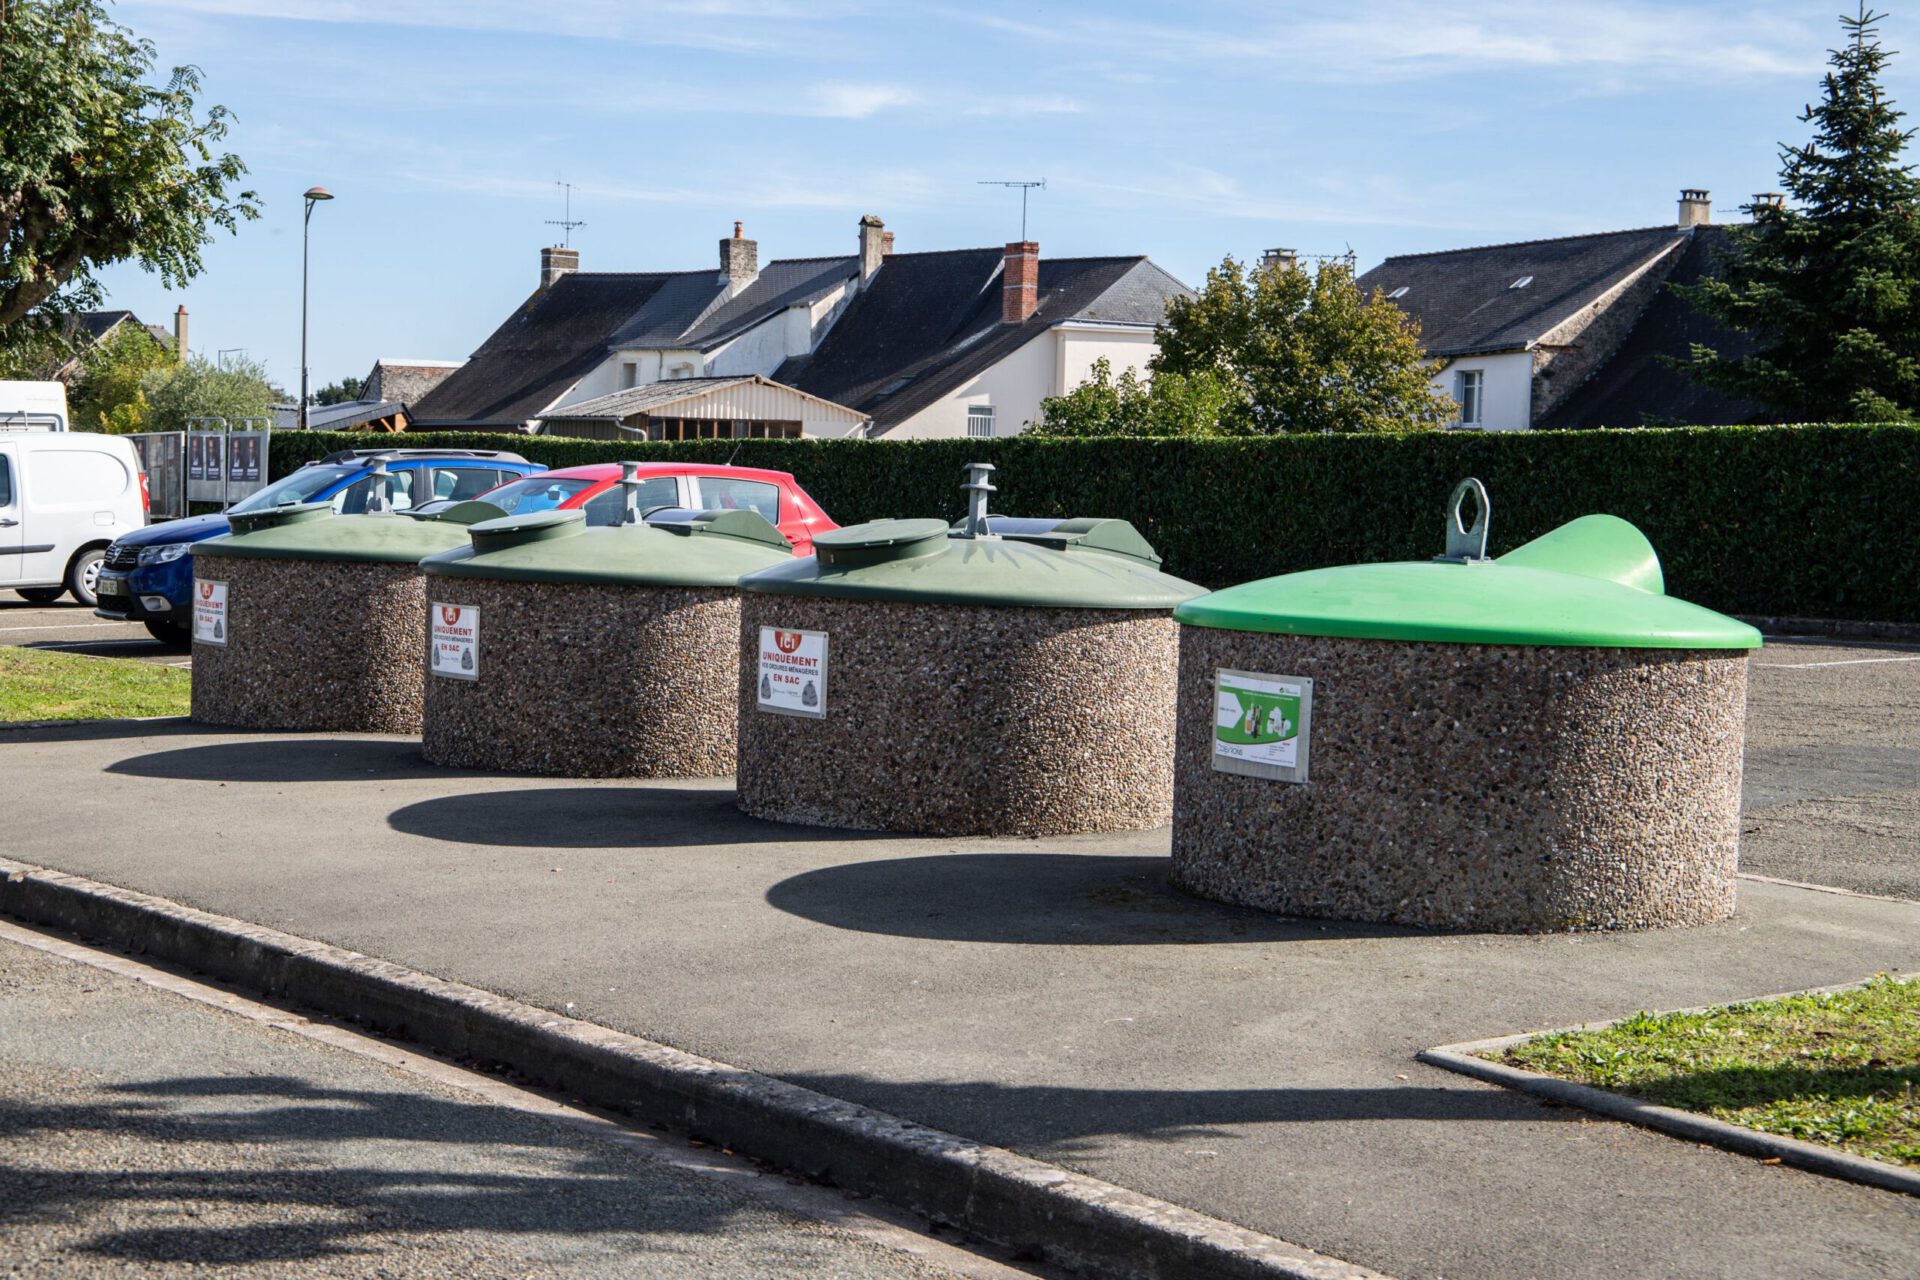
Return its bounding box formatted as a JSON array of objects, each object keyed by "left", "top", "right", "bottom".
[
  {"left": 481, "top": 475, "right": 595, "bottom": 515},
  {"left": 227, "top": 464, "right": 359, "bottom": 514}
]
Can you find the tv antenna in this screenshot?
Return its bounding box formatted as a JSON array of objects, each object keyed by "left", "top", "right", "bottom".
[
  {"left": 545, "top": 180, "right": 587, "bottom": 247},
  {"left": 978, "top": 179, "right": 1046, "bottom": 241}
]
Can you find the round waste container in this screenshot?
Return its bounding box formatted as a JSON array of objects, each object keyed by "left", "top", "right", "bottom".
[
  {"left": 418, "top": 505, "right": 793, "bottom": 777},
  {"left": 1169, "top": 479, "right": 1762, "bottom": 933},
  {"left": 190, "top": 495, "right": 480, "bottom": 732},
  {"left": 735, "top": 463, "right": 1205, "bottom": 836}
]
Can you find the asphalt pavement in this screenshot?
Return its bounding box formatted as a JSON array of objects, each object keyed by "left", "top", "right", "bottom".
[
  {"left": 0, "top": 925, "right": 1014, "bottom": 1279},
  {"left": 0, "top": 595, "right": 187, "bottom": 666}
]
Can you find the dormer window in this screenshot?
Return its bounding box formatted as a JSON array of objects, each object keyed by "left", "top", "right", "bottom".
[
  {"left": 1387, "top": 286, "right": 1409, "bottom": 299},
  {"left": 1509, "top": 276, "right": 1534, "bottom": 290}
]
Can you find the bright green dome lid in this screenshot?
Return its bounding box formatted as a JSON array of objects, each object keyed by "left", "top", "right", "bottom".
[
  {"left": 737, "top": 464, "right": 1204, "bottom": 610},
  {"left": 421, "top": 507, "right": 793, "bottom": 586},
  {"left": 198, "top": 506, "right": 471, "bottom": 564},
  {"left": 1173, "top": 480, "right": 1761, "bottom": 650}
]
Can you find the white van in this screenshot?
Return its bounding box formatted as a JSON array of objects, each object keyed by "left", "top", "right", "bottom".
[
  {"left": 0, "top": 380, "right": 71, "bottom": 432},
  {"left": 0, "top": 432, "right": 147, "bottom": 606}
]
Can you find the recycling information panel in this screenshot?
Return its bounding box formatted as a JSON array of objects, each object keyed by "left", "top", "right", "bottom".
[
  {"left": 757, "top": 627, "right": 827, "bottom": 718},
  {"left": 192, "top": 580, "right": 228, "bottom": 646},
  {"left": 430, "top": 603, "right": 479, "bottom": 680},
  {"left": 1212, "top": 669, "right": 1312, "bottom": 782}
]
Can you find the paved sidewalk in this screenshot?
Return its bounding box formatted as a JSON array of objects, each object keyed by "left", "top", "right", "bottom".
[
  {"left": 4, "top": 716, "right": 1917, "bottom": 1280},
  {"left": 0, "top": 928, "right": 989, "bottom": 1279}
]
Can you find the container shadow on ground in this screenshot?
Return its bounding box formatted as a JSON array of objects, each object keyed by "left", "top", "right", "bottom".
[
  {"left": 385, "top": 788, "right": 861, "bottom": 849},
  {"left": 0, "top": 1074, "right": 763, "bottom": 1264},
  {"left": 106, "top": 737, "right": 470, "bottom": 783},
  {"left": 766, "top": 853, "right": 1428, "bottom": 945}
]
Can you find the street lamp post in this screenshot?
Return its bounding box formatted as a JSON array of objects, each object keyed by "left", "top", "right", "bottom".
[{"left": 300, "top": 186, "right": 334, "bottom": 431}]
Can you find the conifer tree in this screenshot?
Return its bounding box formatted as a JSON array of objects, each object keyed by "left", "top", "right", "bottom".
[{"left": 1677, "top": 4, "right": 1920, "bottom": 420}]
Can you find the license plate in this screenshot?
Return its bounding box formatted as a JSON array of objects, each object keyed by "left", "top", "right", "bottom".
[{"left": 96, "top": 578, "right": 125, "bottom": 596}]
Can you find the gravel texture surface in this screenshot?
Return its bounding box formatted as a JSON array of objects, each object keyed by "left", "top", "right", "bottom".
[
  {"left": 737, "top": 596, "right": 1180, "bottom": 836},
  {"left": 190, "top": 555, "right": 427, "bottom": 733},
  {"left": 421, "top": 579, "right": 740, "bottom": 778},
  {"left": 1170, "top": 630, "right": 1751, "bottom": 931},
  {"left": 0, "top": 935, "right": 972, "bottom": 1280}
]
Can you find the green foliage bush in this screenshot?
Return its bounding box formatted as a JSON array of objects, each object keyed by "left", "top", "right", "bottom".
[{"left": 263, "top": 423, "right": 1920, "bottom": 622}]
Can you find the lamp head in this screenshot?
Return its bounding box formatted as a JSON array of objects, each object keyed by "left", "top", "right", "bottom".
[{"left": 303, "top": 186, "right": 334, "bottom": 203}]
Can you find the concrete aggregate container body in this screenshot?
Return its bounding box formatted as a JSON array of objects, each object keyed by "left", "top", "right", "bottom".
[
  {"left": 189, "top": 502, "right": 475, "bottom": 732},
  {"left": 734, "top": 470, "right": 1206, "bottom": 837},
  {"left": 1169, "top": 482, "right": 1764, "bottom": 933},
  {"left": 418, "top": 507, "right": 792, "bottom": 777}
]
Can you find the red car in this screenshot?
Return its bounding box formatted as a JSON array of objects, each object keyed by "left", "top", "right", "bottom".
[{"left": 471, "top": 463, "right": 838, "bottom": 555}]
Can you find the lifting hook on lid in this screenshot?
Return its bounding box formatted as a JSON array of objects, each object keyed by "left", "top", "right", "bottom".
[
  {"left": 959, "top": 461, "right": 997, "bottom": 539},
  {"left": 1436, "top": 477, "right": 1491, "bottom": 563}
]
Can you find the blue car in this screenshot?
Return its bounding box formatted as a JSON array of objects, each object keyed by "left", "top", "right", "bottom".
[{"left": 95, "top": 448, "right": 542, "bottom": 647}]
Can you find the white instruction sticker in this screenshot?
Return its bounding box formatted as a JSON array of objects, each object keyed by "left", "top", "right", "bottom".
[
  {"left": 430, "top": 602, "right": 479, "bottom": 680},
  {"left": 1211, "top": 669, "right": 1313, "bottom": 783},
  {"left": 193, "top": 579, "right": 228, "bottom": 646},
  {"left": 757, "top": 626, "right": 827, "bottom": 718}
]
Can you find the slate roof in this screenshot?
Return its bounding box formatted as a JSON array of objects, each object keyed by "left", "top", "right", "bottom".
[
  {"left": 1536, "top": 227, "right": 1759, "bottom": 428},
  {"left": 779, "top": 253, "right": 1187, "bottom": 432},
  {"left": 74, "top": 310, "right": 137, "bottom": 342},
  {"left": 410, "top": 274, "right": 681, "bottom": 425},
  {"left": 1357, "top": 227, "right": 1688, "bottom": 356}
]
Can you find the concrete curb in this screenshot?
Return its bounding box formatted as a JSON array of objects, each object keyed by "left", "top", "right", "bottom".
[
  {"left": 1420, "top": 1029, "right": 1920, "bottom": 1200},
  {"left": 0, "top": 714, "right": 191, "bottom": 732},
  {"left": 0, "top": 857, "right": 1386, "bottom": 1280},
  {"left": 1743, "top": 615, "right": 1920, "bottom": 644}
]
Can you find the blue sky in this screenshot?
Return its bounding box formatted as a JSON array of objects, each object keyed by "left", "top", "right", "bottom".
[{"left": 96, "top": 0, "right": 1893, "bottom": 394}]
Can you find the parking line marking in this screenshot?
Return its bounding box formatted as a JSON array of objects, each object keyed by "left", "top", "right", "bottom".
[
  {"left": 1756, "top": 655, "right": 1920, "bottom": 669},
  {"left": 0, "top": 622, "right": 143, "bottom": 634}
]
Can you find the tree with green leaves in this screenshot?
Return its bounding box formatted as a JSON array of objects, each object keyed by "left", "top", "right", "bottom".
[
  {"left": 314, "top": 375, "right": 365, "bottom": 405},
  {"left": 0, "top": 1, "right": 257, "bottom": 361},
  {"left": 69, "top": 320, "right": 174, "bottom": 431},
  {"left": 1676, "top": 5, "right": 1920, "bottom": 421},
  {"left": 1038, "top": 255, "right": 1452, "bottom": 437},
  {"left": 1030, "top": 357, "right": 1242, "bottom": 437},
  {"left": 138, "top": 353, "right": 275, "bottom": 433}
]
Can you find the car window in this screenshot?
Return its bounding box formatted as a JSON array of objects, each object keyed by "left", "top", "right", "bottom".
[
  {"left": 435, "top": 467, "right": 508, "bottom": 502},
  {"left": 482, "top": 475, "right": 595, "bottom": 515},
  {"left": 583, "top": 477, "right": 678, "bottom": 526},
  {"left": 332, "top": 468, "right": 418, "bottom": 514},
  {"left": 0, "top": 454, "right": 12, "bottom": 507},
  {"left": 695, "top": 476, "right": 779, "bottom": 523},
  {"left": 227, "top": 464, "right": 359, "bottom": 513}
]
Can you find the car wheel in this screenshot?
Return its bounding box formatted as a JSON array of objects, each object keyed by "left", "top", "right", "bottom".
[
  {"left": 144, "top": 619, "right": 191, "bottom": 650},
  {"left": 66, "top": 547, "right": 106, "bottom": 608},
  {"left": 17, "top": 586, "right": 65, "bottom": 603}
]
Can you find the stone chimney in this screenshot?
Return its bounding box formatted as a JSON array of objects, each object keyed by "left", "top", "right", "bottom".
[
  {"left": 1260, "top": 247, "right": 1300, "bottom": 272},
  {"left": 859, "top": 214, "right": 887, "bottom": 282},
  {"left": 540, "top": 246, "right": 579, "bottom": 290},
  {"left": 173, "top": 305, "right": 189, "bottom": 362},
  {"left": 1001, "top": 241, "right": 1038, "bottom": 324},
  {"left": 1678, "top": 188, "right": 1712, "bottom": 228},
  {"left": 882, "top": 230, "right": 895, "bottom": 255},
  {"left": 720, "top": 220, "right": 758, "bottom": 284},
  {"left": 1752, "top": 192, "right": 1786, "bottom": 214}
]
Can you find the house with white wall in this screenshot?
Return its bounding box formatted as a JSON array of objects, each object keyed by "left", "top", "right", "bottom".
[
  {"left": 409, "top": 217, "right": 1189, "bottom": 440},
  {"left": 1357, "top": 189, "right": 1756, "bottom": 429}
]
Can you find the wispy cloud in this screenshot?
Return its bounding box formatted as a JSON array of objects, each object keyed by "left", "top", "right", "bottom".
[{"left": 803, "top": 83, "right": 922, "bottom": 118}]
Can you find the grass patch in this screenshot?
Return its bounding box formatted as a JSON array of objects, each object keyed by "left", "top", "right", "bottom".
[
  {"left": 1491, "top": 976, "right": 1920, "bottom": 1167},
  {"left": 0, "top": 648, "right": 190, "bottom": 723}
]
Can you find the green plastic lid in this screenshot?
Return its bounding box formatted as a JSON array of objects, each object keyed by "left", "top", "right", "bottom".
[
  {"left": 1174, "top": 479, "right": 1760, "bottom": 650},
  {"left": 737, "top": 463, "right": 1203, "bottom": 610},
  {"left": 197, "top": 505, "right": 472, "bottom": 565},
  {"left": 421, "top": 507, "right": 793, "bottom": 587}
]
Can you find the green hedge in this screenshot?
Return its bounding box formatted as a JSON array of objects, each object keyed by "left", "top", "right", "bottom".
[{"left": 265, "top": 424, "right": 1920, "bottom": 622}]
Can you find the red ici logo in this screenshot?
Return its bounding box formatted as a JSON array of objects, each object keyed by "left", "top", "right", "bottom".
[
  {"left": 775, "top": 630, "right": 803, "bottom": 654},
  {"left": 199, "top": 582, "right": 214, "bottom": 600},
  {"left": 441, "top": 606, "right": 462, "bottom": 626}
]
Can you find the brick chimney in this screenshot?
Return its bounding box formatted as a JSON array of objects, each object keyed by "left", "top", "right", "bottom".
[
  {"left": 1001, "top": 241, "right": 1038, "bottom": 324},
  {"left": 540, "top": 246, "right": 579, "bottom": 290},
  {"left": 720, "top": 220, "right": 758, "bottom": 284},
  {"left": 1752, "top": 192, "right": 1786, "bottom": 213},
  {"left": 1678, "top": 188, "right": 1712, "bottom": 227},
  {"left": 173, "top": 305, "right": 189, "bottom": 362},
  {"left": 882, "top": 230, "right": 895, "bottom": 255},
  {"left": 859, "top": 214, "right": 887, "bottom": 282}
]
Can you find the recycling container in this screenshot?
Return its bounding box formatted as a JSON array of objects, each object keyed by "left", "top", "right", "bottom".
[
  {"left": 1169, "top": 479, "right": 1763, "bottom": 933},
  {"left": 734, "top": 464, "right": 1205, "bottom": 836},
  {"left": 190, "top": 499, "right": 478, "bottom": 732},
  {"left": 418, "top": 506, "right": 792, "bottom": 777}
]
